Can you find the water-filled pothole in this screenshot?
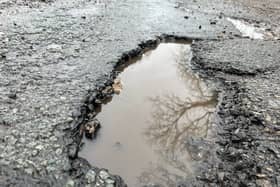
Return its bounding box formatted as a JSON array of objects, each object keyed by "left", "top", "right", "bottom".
[{"left": 80, "top": 43, "right": 217, "bottom": 186}]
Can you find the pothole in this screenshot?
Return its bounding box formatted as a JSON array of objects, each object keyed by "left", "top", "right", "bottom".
[{"left": 80, "top": 43, "right": 217, "bottom": 186}]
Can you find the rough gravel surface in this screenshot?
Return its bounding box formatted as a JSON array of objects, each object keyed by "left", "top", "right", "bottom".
[{"left": 191, "top": 39, "right": 280, "bottom": 186}]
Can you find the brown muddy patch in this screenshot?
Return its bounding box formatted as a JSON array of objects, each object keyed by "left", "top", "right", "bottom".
[{"left": 80, "top": 43, "right": 217, "bottom": 186}]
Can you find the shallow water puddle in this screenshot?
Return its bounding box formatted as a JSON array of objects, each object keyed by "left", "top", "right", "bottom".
[
  {"left": 227, "top": 18, "right": 270, "bottom": 39},
  {"left": 80, "top": 43, "right": 217, "bottom": 186}
]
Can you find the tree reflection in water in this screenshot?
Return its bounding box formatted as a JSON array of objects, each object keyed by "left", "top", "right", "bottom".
[{"left": 138, "top": 45, "right": 217, "bottom": 186}]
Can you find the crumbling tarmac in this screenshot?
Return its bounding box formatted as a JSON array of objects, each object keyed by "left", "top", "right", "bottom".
[{"left": 0, "top": 0, "right": 279, "bottom": 186}]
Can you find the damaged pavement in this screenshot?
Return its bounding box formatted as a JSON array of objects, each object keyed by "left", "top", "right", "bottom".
[{"left": 0, "top": 0, "right": 280, "bottom": 186}]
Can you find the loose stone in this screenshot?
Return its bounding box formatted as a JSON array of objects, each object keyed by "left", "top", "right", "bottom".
[
  {"left": 65, "top": 179, "right": 75, "bottom": 187},
  {"left": 85, "top": 169, "right": 96, "bottom": 184},
  {"left": 99, "top": 170, "right": 110, "bottom": 180}
]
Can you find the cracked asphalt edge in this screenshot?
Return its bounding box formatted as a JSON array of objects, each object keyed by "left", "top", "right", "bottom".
[{"left": 190, "top": 38, "right": 280, "bottom": 187}]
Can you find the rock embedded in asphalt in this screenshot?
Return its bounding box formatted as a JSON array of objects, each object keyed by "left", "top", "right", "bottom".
[
  {"left": 99, "top": 170, "right": 110, "bottom": 180},
  {"left": 46, "top": 44, "right": 63, "bottom": 53},
  {"left": 85, "top": 169, "right": 96, "bottom": 184},
  {"left": 7, "top": 92, "right": 17, "bottom": 99}
]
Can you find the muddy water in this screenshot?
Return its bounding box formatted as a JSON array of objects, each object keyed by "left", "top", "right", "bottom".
[{"left": 80, "top": 43, "right": 216, "bottom": 186}]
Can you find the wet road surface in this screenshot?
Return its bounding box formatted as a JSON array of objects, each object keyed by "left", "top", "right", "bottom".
[{"left": 0, "top": 0, "right": 280, "bottom": 186}]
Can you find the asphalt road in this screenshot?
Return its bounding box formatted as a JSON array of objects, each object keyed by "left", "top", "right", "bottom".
[{"left": 0, "top": 0, "right": 279, "bottom": 186}]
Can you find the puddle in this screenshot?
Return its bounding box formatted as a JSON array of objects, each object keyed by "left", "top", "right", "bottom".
[
  {"left": 80, "top": 43, "right": 217, "bottom": 186},
  {"left": 227, "top": 17, "right": 276, "bottom": 40}
]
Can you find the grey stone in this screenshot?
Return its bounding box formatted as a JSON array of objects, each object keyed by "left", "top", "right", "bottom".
[
  {"left": 55, "top": 148, "right": 63, "bottom": 155},
  {"left": 35, "top": 145, "right": 44, "bottom": 150},
  {"left": 65, "top": 179, "right": 75, "bottom": 187},
  {"left": 85, "top": 169, "right": 96, "bottom": 184},
  {"left": 47, "top": 44, "right": 62, "bottom": 53},
  {"left": 24, "top": 168, "right": 33, "bottom": 175},
  {"left": 99, "top": 170, "right": 110, "bottom": 180},
  {"left": 46, "top": 166, "right": 56, "bottom": 172},
  {"left": 32, "top": 150, "right": 39, "bottom": 156},
  {"left": 105, "top": 179, "right": 115, "bottom": 184},
  {"left": 105, "top": 184, "right": 114, "bottom": 187}
]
